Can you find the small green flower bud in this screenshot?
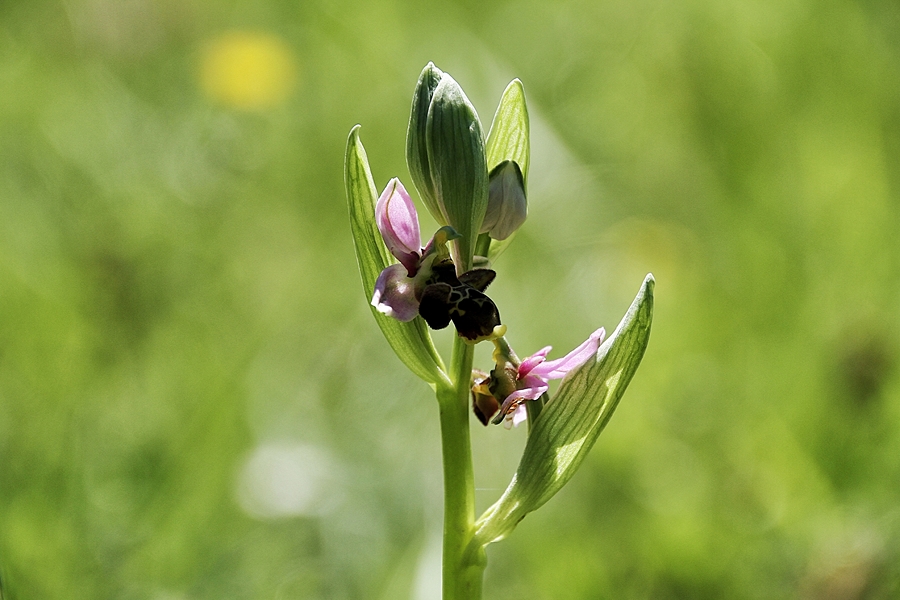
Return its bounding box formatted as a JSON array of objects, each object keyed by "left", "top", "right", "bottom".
[{"left": 482, "top": 160, "right": 527, "bottom": 240}]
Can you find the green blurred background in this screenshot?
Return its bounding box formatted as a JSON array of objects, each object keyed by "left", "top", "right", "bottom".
[{"left": 2, "top": 0, "right": 900, "bottom": 597}]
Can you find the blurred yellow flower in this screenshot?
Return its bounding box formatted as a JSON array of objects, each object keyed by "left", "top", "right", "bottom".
[{"left": 199, "top": 31, "right": 296, "bottom": 110}]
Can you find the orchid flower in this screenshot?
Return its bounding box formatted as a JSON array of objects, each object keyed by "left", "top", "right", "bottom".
[
  {"left": 370, "top": 178, "right": 452, "bottom": 321},
  {"left": 371, "top": 177, "right": 503, "bottom": 341},
  {"left": 473, "top": 328, "right": 606, "bottom": 428}
]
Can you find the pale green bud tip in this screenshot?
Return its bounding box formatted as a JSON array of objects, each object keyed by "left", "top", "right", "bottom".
[
  {"left": 406, "top": 63, "right": 446, "bottom": 225},
  {"left": 482, "top": 160, "right": 526, "bottom": 240}
]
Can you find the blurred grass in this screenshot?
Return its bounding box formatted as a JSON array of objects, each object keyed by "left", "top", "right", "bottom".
[{"left": 2, "top": 0, "right": 900, "bottom": 598}]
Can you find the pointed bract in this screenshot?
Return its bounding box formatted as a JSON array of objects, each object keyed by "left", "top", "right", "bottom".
[
  {"left": 483, "top": 78, "right": 530, "bottom": 251},
  {"left": 472, "top": 275, "right": 655, "bottom": 547},
  {"left": 485, "top": 79, "right": 530, "bottom": 182}
]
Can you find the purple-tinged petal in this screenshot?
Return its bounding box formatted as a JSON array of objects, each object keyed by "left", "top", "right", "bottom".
[
  {"left": 529, "top": 328, "right": 605, "bottom": 380},
  {"left": 495, "top": 380, "right": 549, "bottom": 420},
  {"left": 511, "top": 382, "right": 549, "bottom": 403},
  {"left": 371, "top": 264, "right": 420, "bottom": 321},
  {"left": 518, "top": 346, "right": 552, "bottom": 378},
  {"left": 518, "top": 373, "right": 549, "bottom": 394},
  {"left": 375, "top": 178, "right": 422, "bottom": 275},
  {"left": 504, "top": 404, "right": 528, "bottom": 429}
]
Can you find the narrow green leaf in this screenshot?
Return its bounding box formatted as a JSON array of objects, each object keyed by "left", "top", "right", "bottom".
[
  {"left": 425, "top": 75, "right": 489, "bottom": 271},
  {"left": 485, "top": 79, "right": 530, "bottom": 183},
  {"left": 471, "top": 274, "right": 654, "bottom": 547},
  {"left": 344, "top": 125, "right": 447, "bottom": 385}
]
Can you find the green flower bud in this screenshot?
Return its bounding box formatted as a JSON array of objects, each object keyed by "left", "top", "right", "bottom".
[
  {"left": 406, "top": 62, "right": 444, "bottom": 222},
  {"left": 406, "top": 63, "right": 489, "bottom": 270},
  {"left": 482, "top": 160, "right": 527, "bottom": 240}
]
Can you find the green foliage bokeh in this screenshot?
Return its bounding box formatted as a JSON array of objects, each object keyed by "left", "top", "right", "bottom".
[{"left": 2, "top": 0, "right": 900, "bottom": 598}]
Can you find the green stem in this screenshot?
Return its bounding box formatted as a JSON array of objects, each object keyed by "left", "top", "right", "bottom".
[{"left": 436, "top": 335, "right": 486, "bottom": 599}]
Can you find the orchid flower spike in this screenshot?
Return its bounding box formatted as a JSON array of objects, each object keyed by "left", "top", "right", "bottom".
[{"left": 472, "top": 328, "right": 606, "bottom": 428}]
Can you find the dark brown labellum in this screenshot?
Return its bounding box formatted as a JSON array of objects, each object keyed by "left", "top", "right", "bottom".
[{"left": 418, "top": 259, "right": 501, "bottom": 341}]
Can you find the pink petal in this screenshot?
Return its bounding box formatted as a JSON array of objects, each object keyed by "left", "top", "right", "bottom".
[
  {"left": 518, "top": 373, "right": 549, "bottom": 392},
  {"left": 496, "top": 380, "right": 548, "bottom": 418},
  {"left": 529, "top": 327, "right": 605, "bottom": 380},
  {"left": 518, "top": 346, "right": 552, "bottom": 378},
  {"left": 371, "top": 264, "right": 420, "bottom": 321},
  {"left": 504, "top": 404, "right": 528, "bottom": 429},
  {"left": 375, "top": 178, "right": 422, "bottom": 275}
]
